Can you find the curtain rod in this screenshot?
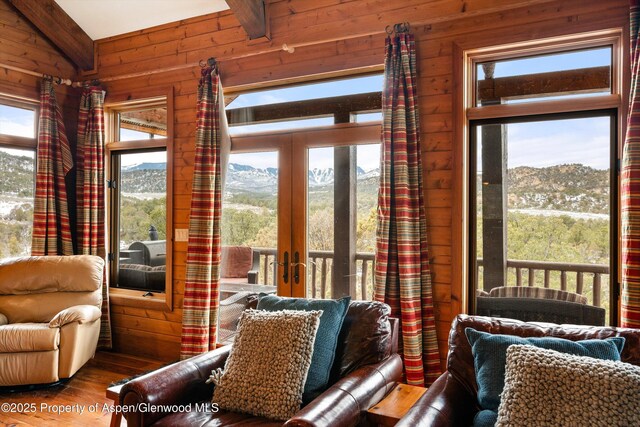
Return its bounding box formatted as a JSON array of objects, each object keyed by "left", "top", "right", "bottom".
[
  {"left": 98, "top": 28, "right": 388, "bottom": 83},
  {"left": 0, "top": 62, "right": 99, "bottom": 87},
  {"left": 2, "top": 21, "right": 419, "bottom": 85},
  {"left": 97, "top": 21, "right": 429, "bottom": 84}
]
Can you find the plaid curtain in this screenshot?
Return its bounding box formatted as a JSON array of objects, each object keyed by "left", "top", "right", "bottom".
[
  {"left": 373, "top": 29, "right": 441, "bottom": 386},
  {"left": 622, "top": 0, "right": 640, "bottom": 328},
  {"left": 77, "top": 86, "right": 111, "bottom": 348},
  {"left": 180, "top": 64, "right": 225, "bottom": 359},
  {"left": 32, "top": 79, "right": 74, "bottom": 256}
]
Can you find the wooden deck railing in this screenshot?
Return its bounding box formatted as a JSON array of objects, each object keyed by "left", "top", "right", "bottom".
[
  {"left": 477, "top": 258, "right": 609, "bottom": 307},
  {"left": 253, "top": 247, "right": 375, "bottom": 300}
]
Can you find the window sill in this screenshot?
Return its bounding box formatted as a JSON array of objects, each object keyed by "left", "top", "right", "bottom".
[{"left": 110, "top": 288, "right": 172, "bottom": 312}]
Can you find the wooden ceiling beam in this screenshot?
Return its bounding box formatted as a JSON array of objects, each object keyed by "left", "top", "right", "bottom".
[
  {"left": 8, "top": 0, "right": 94, "bottom": 71},
  {"left": 226, "top": 91, "right": 381, "bottom": 126},
  {"left": 478, "top": 66, "right": 610, "bottom": 103},
  {"left": 226, "top": 0, "right": 270, "bottom": 40}
]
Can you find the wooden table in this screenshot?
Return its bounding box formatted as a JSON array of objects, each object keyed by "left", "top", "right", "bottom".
[
  {"left": 106, "top": 383, "right": 124, "bottom": 427},
  {"left": 367, "top": 383, "right": 427, "bottom": 426}
]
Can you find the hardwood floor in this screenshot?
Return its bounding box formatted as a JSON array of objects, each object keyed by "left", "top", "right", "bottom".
[{"left": 0, "top": 352, "right": 164, "bottom": 427}]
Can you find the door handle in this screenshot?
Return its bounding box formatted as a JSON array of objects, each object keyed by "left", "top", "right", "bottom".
[
  {"left": 282, "top": 251, "right": 289, "bottom": 284},
  {"left": 292, "top": 251, "right": 306, "bottom": 284}
]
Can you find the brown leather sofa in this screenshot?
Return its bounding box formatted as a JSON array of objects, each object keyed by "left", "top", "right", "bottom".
[
  {"left": 0, "top": 255, "right": 105, "bottom": 386},
  {"left": 120, "top": 300, "right": 403, "bottom": 426},
  {"left": 396, "top": 315, "right": 640, "bottom": 427}
]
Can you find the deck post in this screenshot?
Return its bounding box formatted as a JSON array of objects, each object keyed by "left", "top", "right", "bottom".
[
  {"left": 333, "top": 145, "right": 357, "bottom": 297},
  {"left": 480, "top": 67, "right": 508, "bottom": 291}
]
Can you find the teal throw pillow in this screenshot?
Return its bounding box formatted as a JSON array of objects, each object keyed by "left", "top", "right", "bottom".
[
  {"left": 474, "top": 409, "right": 498, "bottom": 427},
  {"left": 257, "top": 294, "right": 351, "bottom": 403},
  {"left": 465, "top": 328, "right": 625, "bottom": 416}
]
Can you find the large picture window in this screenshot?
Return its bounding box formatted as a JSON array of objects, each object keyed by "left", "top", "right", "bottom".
[
  {"left": 464, "top": 33, "right": 621, "bottom": 325},
  {"left": 0, "top": 98, "right": 37, "bottom": 258}
]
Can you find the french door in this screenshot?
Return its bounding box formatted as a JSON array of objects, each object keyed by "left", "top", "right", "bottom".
[{"left": 223, "top": 123, "right": 380, "bottom": 298}]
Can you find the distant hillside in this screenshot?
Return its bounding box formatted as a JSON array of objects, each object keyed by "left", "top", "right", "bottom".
[
  {"left": 0, "top": 150, "right": 33, "bottom": 197},
  {"left": 506, "top": 164, "right": 609, "bottom": 214},
  {"left": 121, "top": 169, "right": 167, "bottom": 193},
  {"left": 0, "top": 148, "right": 611, "bottom": 216}
]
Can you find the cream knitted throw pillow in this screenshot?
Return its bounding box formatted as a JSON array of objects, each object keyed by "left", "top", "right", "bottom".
[
  {"left": 496, "top": 344, "right": 640, "bottom": 427},
  {"left": 211, "top": 309, "right": 322, "bottom": 421}
]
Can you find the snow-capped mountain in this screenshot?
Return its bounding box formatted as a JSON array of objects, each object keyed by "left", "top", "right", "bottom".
[{"left": 122, "top": 162, "right": 167, "bottom": 171}]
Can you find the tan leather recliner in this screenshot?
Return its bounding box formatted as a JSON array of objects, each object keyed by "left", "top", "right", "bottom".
[{"left": 0, "top": 255, "right": 104, "bottom": 386}]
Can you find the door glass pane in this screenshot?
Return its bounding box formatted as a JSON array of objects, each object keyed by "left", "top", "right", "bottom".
[
  {"left": 473, "top": 115, "right": 611, "bottom": 323},
  {"left": 116, "top": 150, "right": 167, "bottom": 292},
  {"left": 306, "top": 144, "right": 380, "bottom": 300},
  {"left": 221, "top": 151, "right": 278, "bottom": 289},
  {"left": 0, "top": 147, "right": 34, "bottom": 257},
  {"left": 220, "top": 151, "right": 279, "bottom": 344}
]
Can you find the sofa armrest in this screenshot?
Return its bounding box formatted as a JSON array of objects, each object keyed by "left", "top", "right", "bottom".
[
  {"left": 121, "top": 345, "right": 231, "bottom": 427},
  {"left": 49, "top": 305, "right": 101, "bottom": 328},
  {"left": 285, "top": 353, "right": 403, "bottom": 427},
  {"left": 0, "top": 313, "right": 7, "bottom": 326},
  {"left": 396, "top": 372, "right": 478, "bottom": 427}
]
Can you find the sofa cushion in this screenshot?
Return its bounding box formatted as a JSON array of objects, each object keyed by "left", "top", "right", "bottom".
[
  {"left": 0, "top": 323, "right": 60, "bottom": 352},
  {"left": 465, "top": 328, "right": 624, "bottom": 412},
  {"left": 257, "top": 294, "right": 350, "bottom": 403},
  {"left": 151, "top": 404, "right": 283, "bottom": 427},
  {"left": 212, "top": 309, "right": 321, "bottom": 421},
  {"left": 496, "top": 345, "right": 640, "bottom": 426}
]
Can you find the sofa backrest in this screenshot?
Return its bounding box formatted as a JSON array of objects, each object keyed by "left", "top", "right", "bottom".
[
  {"left": 488, "top": 286, "right": 587, "bottom": 304},
  {"left": 0, "top": 255, "right": 104, "bottom": 323},
  {"left": 447, "top": 314, "right": 640, "bottom": 396},
  {"left": 331, "top": 300, "right": 395, "bottom": 379},
  {"left": 220, "top": 246, "right": 253, "bottom": 279}
]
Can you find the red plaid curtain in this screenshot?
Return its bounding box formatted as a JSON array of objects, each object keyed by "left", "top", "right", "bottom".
[
  {"left": 374, "top": 28, "right": 441, "bottom": 386},
  {"left": 180, "top": 64, "right": 224, "bottom": 359},
  {"left": 32, "top": 79, "right": 74, "bottom": 256},
  {"left": 77, "top": 86, "right": 111, "bottom": 348},
  {"left": 622, "top": 0, "right": 640, "bottom": 328}
]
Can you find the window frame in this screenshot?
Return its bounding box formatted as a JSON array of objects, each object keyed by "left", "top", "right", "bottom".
[
  {"left": 0, "top": 94, "right": 38, "bottom": 258},
  {"left": 0, "top": 94, "right": 38, "bottom": 149},
  {"left": 104, "top": 88, "right": 174, "bottom": 312},
  {"left": 468, "top": 110, "right": 618, "bottom": 321},
  {"left": 456, "top": 29, "right": 624, "bottom": 325}
]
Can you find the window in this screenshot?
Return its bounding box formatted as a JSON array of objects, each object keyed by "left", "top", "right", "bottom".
[
  {"left": 218, "top": 74, "right": 382, "bottom": 343},
  {"left": 464, "top": 33, "right": 621, "bottom": 325},
  {"left": 0, "top": 97, "right": 37, "bottom": 258},
  {"left": 105, "top": 94, "right": 173, "bottom": 309}
]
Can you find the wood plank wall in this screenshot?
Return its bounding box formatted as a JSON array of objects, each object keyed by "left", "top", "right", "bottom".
[
  {"left": 93, "top": 0, "right": 629, "bottom": 364},
  {"left": 0, "top": 0, "right": 79, "bottom": 139}
]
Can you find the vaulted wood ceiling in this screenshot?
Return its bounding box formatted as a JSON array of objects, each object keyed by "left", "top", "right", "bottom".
[
  {"left": 8, "top": 0, "right": 269, "bottom": 72},
  {"left": 8, "top": 0, "right": 94, "bottom": 70}
]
